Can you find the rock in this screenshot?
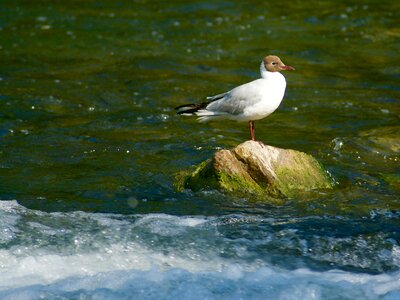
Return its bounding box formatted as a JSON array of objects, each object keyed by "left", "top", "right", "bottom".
[
  {"left": 383, "top": 174, "right": 400, "bottom": 192},
  {"left": 359, "top": 126, "right": 400, "bottom": 153},
  {"left": 176, "top": 141, "right": 333, "bottom": 198}
]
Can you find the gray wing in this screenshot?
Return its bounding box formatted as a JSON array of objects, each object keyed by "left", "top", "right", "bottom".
[
  {"left": 206, "top": 92, "right": 227, "bottom": 102},
  {"left": 206, "top": 79, "right": 264, "bottom": 115}
]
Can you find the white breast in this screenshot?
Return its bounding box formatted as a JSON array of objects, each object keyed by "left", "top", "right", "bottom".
[{"left": 240, "top": 72, "right": 287, "bottom": 121}]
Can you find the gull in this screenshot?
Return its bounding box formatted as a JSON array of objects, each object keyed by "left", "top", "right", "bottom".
[{"left": 175, "top": 55, "right": 295, "bottom": 141}]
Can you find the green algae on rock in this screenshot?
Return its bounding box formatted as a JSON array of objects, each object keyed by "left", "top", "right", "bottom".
[{"left": 176, "top": 141, "right": 333, "bottom": 198}]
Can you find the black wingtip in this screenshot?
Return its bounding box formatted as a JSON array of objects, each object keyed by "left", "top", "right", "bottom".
[
  {"left": 174, "top": 103, "right": 195, "bottom": 110},
  {"left": 175, "top": 101, "right": 210, "bottom": 115},
  {"left": 175, "top": 103, "right": 198, "bottom": 115}
]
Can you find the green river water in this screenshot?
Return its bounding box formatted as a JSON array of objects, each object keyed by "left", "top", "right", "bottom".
[{"left": 0, "top": 1, "right": 399, "bottom": 298}]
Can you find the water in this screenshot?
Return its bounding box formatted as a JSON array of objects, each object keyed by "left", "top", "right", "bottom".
[
  {"left": 1, "top": 200, "right": 399, "bottom": 299},
  {"left": 1, "top": 0, "right": 399, "bottom": 299}
]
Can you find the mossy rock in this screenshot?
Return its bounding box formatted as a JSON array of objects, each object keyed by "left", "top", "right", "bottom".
[{"left": 175, "top": 141, "right": 333, "bottom": 199}]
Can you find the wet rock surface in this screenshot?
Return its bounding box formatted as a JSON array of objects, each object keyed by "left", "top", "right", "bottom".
[{"left": 176, "top": 141, "right": 333, "bottom": 198}]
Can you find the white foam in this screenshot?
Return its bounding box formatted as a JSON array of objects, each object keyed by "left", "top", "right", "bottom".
[
  {"left": 0, "top": 231, "right": 233, "bottom": 291},
  {"left": 1, "top": 264, "right": 399, "bottom": 299},
  {"left": 0, "top": 200, "right": 399, "bottom": 299},
  {"left": 0, "top": 202, "right": 226, "bottom": 291}
]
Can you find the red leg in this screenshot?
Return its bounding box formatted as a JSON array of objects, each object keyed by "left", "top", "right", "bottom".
[
  {"left": 248, "top": 120, "right": 255, "bottom": 141},
  {"left": 252, "top": 121, "right": 255, "bottom": 141}
]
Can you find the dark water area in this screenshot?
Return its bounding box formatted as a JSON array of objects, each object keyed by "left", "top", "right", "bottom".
[{"left": 0, "top": 0, "right": 399, "bottom": 298}]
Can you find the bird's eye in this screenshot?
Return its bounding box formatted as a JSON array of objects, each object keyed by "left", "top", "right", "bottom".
[{"left": 272, "top": 62, "right": 277, "bottom": 65}]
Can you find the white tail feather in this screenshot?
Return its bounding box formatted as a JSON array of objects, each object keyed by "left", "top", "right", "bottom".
[
  {"left": 195, "top": 109, "right": 217, "bottom": 116},
  {"left": 195, "top": 110, "right": 229, "bottom": 123}
]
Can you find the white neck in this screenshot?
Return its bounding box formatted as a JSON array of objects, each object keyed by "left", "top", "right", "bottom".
[
  {"left": 260, "top": 60, "right": 285, "bottom": 81},
  {"left": 260, "top": 60, "right": 271, "bottom": 79}
]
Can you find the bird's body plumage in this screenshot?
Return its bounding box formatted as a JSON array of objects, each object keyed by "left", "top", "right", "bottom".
[{"left": 175, "top": 55, "right": 294, "bottom": 140}]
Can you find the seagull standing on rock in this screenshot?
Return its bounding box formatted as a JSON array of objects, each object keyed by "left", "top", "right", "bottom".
[{"left": 175, "top": 55, "right": 295, "bottom": 141}]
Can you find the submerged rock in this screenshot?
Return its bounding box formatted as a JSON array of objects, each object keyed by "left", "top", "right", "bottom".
[
  {"left": 359, "top": 126, "right": 400, "bottom": 153},
  {"left": 176, "top": 141, "right": 332, "bottom": 198},
  {"left": 383, "top": 174, "right": 400, "bottom": 192}
]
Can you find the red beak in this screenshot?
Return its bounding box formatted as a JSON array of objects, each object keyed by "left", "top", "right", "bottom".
[{"left": 280, "top": 65, "right": 295, "bottom": 71}]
